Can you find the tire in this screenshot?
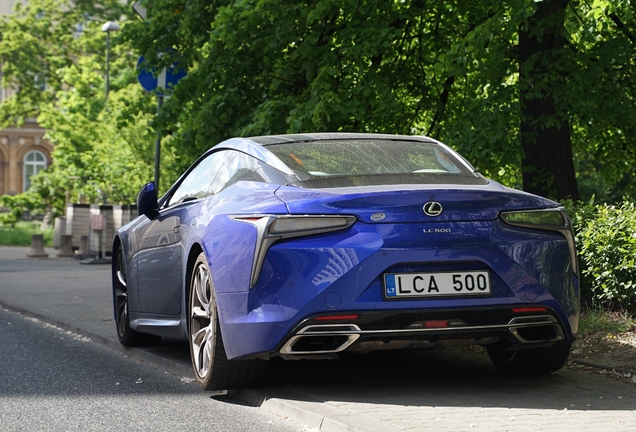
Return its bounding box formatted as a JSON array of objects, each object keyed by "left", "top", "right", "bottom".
[
  {"left": 189, "top": 252, "right": 265, "bottom": 391},
  {"left": 113, "top": 245, "right": 161, "bottom": 347},
  {"left": 487, "top": 341, "right": 572, "bottom": 375}
]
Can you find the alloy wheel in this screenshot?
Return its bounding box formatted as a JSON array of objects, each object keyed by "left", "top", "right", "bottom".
[
  {"left": 115, "top": 249, "right": 128, "bottom": 338},
  {"left": 190, "top": 260, "right": 215, "bottom": 379}
]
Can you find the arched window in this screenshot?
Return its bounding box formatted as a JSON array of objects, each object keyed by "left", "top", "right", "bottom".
[{"left": 23, "top": 150, "right": 47, "bottom": 191}]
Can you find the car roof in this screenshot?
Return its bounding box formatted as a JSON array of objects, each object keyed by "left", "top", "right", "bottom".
[
  {"left": 245, "top": 132, "right": 437, "bottom": 146},
  {"left": 213, "top": 133, "right": 474, "bottom": 174}
]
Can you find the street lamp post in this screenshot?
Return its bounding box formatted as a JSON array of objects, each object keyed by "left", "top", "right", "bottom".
[{"left": 101, "top": 21, "right": 121, "bottom": 100}]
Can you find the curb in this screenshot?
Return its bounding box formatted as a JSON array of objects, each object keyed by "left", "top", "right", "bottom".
[
  {"left": 571, "top": 358, "right": 636, "bottom": 376},
  {"left": 230, "top": 388, "right": 368, "bottom": 432}
]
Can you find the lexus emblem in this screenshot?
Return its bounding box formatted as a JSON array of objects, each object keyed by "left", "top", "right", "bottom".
[{"left": 423, "top": 201, "right": 443, "bottom": 217}]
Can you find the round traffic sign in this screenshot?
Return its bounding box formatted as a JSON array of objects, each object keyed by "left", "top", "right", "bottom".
[{"left": 137, "top": 55, "right": 186, "bottom": 96}]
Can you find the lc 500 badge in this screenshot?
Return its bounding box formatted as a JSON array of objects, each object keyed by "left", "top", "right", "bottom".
[
  {"left": 385, "top": 271, "right": 491, "bottom": 298},
  {"left": 423, "top": 228, "right": 451, "bottom": 233}
]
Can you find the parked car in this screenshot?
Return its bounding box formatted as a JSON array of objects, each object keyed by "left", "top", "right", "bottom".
[{"left": 112, "top": 133, "right": 579, "bottom": 390}]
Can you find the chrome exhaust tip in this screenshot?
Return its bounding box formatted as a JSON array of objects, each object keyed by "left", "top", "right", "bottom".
[
  {"left": 508, "top": 316, "right": 565, "bottom": 344},
  {"left": 279, "top": 324, "right": 361, "bottom": 355}
]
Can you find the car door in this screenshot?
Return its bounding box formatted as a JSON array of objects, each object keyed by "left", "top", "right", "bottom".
[{"left": 133, "top": 150, "right": 231, "bottom": 315}]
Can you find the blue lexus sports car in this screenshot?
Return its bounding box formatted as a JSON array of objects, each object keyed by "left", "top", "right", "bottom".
[{"left": 112, "top": 133, "right": 579, "bottom": 390}]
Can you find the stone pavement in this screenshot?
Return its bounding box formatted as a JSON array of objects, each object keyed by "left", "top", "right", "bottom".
[{"left": 1, "top": 245, "right": 636, "bottom": 432}]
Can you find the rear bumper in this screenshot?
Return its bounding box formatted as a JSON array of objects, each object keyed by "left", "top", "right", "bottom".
[
  {"left": 278, "top": 307, "right": 567, "bottom": 356},
  {"left": 220, "top": 304, "right": 571, "bottom": 360}
]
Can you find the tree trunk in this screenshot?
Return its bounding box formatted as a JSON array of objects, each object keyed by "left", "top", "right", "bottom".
[{"left": 519, "top": 0, "right": 579, "bottom": 200}]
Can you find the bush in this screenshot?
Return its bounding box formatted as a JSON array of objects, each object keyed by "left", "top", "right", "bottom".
[
  {"left": 578, "top": 308, "right": 635, "bottom": 335},
  {"left": 0, "top": 221, "right": 53, "bottom": 247},
  {"left": 0, "top": 192, "right": 47, "bottom": 227},
  {"left": 566, "top": 199, "right": 636, "bottom": 311}
]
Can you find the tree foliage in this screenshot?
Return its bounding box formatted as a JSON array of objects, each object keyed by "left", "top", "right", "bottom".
[
  {"left": 125, "top": 0, "right": 636, "bottom": 200},
  {"left": 0, "top": 0, "right": 124, "bottom": 126},
  {"left": 567, "top": 0, "right": 636, "bottom": 201},
  {"left": 0, "top": 0, "right": 157, "bottom": 216},
  {"left": 0, "top": 0, "right": 634, "bottom": 209}
]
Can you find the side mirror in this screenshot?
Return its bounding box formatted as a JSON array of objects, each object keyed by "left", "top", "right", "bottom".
[{"left": 137, "top": 182, "right": 159, "bottom": 219}]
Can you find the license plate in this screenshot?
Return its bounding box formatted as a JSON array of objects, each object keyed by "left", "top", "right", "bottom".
[{"left": 384, "top": 271, "right": 491, "bottom": 298}]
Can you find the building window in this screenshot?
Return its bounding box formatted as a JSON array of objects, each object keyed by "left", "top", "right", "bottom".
[{"left": 23, "top": 150, "right": 47, "bottom": 191}]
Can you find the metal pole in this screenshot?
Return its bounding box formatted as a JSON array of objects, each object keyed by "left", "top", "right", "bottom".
[
  {"left": 101, "top": 214, "right": 107, "bottom": 260},
  {"left": 154, "top": 95, "right": 163, "bottom": 192},
  {"left": 87, "top": 223, "right": 92, "bottom": 258},
  {"left": 105, "top": 31, "right": 110, "bottom": 100},
  {"left": 101, "top": 21, "right": 119, "bottom": 101}
]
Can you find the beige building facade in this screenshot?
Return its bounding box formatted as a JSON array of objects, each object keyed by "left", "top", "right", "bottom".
[{"left": 0, "top": 121, "right": 52, "bottom": 195}]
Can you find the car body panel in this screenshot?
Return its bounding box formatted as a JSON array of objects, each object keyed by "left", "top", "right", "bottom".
[
  {"left": 276, "top": 183, "right": 550, "bottom": 223},
  {"left": 134, "top": 213, "right": 183, "bottom": 315},
  {"left": 112, "top": 133, "right": 579, "bottom": 364}
]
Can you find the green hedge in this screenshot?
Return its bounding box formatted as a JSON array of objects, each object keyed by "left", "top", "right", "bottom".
[
  {"left": 0, "top": 222, "right": 53, "bottom": 247},
  {"left": 566, "top": 199, "right": 636, "bottom": 311}
]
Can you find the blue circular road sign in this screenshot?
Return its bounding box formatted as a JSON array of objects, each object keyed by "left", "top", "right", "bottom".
[{"left": 137, "top": 55, "right": 187, "bottom": 96}]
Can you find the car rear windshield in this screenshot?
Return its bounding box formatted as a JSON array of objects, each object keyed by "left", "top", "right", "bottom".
[{"left": 266, "top": 139, "right": 488, "bottom": 188}]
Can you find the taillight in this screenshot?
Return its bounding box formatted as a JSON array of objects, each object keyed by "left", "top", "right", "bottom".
[
  {"left": 512, "top": 307, "right": 547, "bottom": 313},
  {"left": 314, "top": 314, "right": 360, "bottom": 321},
  {"left": 232, "top": 215, "right": 357, "bottom": 288},
  {"left": 269, "top": 216, "right": 353, "bottom": 235},
  {"left": 500, "top": 207, "right": 578, "bottom": 277},
  {"left": 423, "top": 320, "right": 449, "bottom": 328}
]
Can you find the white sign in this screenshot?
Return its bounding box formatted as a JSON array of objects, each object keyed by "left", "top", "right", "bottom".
[{"left": 133, "top": 1, "right": 147, "bottom": 20}]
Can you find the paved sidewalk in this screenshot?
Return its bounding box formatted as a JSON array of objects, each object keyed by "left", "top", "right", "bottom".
[{"left": 2, "top": 245, "right": 636, "bottom": 432}]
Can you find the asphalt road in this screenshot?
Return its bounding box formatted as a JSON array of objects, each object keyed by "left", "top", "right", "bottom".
[
  {"left": 2, "top": 246, "right": 636, "bottom": 432},
  {"left": 0, "top": 306, "right": 301, "bottom": 432}
]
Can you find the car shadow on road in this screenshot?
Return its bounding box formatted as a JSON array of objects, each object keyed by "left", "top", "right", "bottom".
[{"left": 243, "top": 346, "right": 636, "bottom": 412}]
